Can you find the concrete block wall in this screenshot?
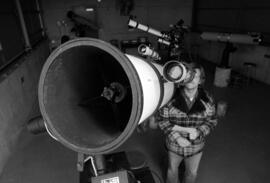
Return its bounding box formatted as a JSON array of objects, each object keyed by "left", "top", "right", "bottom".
[
  {"left": 41, "top": 0, "right": 193, "bottom": 48},
  {"left": 0, "top": 41, "right": 50, "bottom": 174}
]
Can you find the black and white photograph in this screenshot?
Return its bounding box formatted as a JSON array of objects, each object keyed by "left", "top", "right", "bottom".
[{"left": 0, "top": 0, "right": 269, "bottom": 183}]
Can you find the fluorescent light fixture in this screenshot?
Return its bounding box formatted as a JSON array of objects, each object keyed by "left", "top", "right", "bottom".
[{"left": 85, "top": 8, "right": 94, "bottom": 12}]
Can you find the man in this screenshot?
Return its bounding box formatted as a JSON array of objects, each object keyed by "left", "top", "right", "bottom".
[{"left": 153, "top": 62, "right": 217, "bottom": 183}]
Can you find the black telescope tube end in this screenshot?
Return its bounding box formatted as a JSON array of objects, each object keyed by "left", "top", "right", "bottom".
[{"left": 38, "top": 38, "right": 143, "bottom": 155}]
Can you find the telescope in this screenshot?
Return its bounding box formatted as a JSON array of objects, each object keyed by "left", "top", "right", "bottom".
[
  {"left": 201, "top": 32, "right": 262, "bottom": 69},
  {"left": 137, "top": 44, "right": 161, "bottom": 60},
  {"left": 128, "top": 19, "right": 170, "bottom": 40},
  {"left": 163, "top": 60, "right": 195, "bottom": 84},
  {"left": 128, "top": 18, "right": 175, "bottom": 48},
  {"left": 37, "top": 38, "right": 196, "bottom": 154},
  {"left": 201, "top": 32, "right": 261, "bottom": 44},
  {"left": 128, "top": 18, "right": 189, "bottom": 49},
  {"left": 30, "top": 38, "right": 195, "bottom": 182},
  {"left": 38, "top": 38, "right": 177, "bottom": 155}
]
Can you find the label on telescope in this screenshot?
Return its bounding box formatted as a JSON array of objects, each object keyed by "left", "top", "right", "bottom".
[{"left": 101, "top": 177, "right": 120, "bottom": 183}]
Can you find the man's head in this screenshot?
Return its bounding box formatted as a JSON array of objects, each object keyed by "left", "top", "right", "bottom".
[{"left": 183, "top": 62, "right": 205, "bottom": 89}]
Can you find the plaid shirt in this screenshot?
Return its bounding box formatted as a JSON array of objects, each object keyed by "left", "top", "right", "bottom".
[{"left": 157, "top": 88, "right": 217, "bottom": 157}]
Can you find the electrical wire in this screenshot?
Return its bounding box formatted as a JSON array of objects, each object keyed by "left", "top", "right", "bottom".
[
  {"left": 127, "top": 170, "right": 137, "bottom": 182},
  {"left": 150, "top": 169, "right": 164, "bottom": 183},
  {"left": 89, "top": 156, "right": 98, "bottom": 177}
]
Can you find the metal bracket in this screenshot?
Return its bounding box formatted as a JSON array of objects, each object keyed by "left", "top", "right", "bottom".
[{"left": 77, "top": 152, "right": 85, "bottom": 172}]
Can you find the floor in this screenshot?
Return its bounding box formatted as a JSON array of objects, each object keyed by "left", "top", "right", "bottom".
[{"left": 1, "top": 61, "right": 270, "bottom": 183}]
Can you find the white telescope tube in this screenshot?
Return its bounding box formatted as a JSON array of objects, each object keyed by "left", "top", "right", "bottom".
[
  {"left": 201, "top": 32, "right": 261, "bottom": 44},
  {"left": 128, "top": 19, "right": 169, "bottom": 39},
  {"left": 158, "top": 38, "right": 171, "bottom": 46},
  {"left": 126, "top": 54, "right": 174, "bottom": 123}
]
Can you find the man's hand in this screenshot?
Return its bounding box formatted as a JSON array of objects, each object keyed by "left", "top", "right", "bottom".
[
  {"left": 172, "top": 125, "right": 200, "bottom": 140},
  {"left": 188, "top": 128, "right": 199, "bottom": 140},
  {"left": 200, "top": 99, "right": 215, "bottom": 116},
  {"left": 148, "top": 116, "right": 158, "bottom": 129},
  {"left": 176, "top": 136, "right": 191, "bottom": 147}
]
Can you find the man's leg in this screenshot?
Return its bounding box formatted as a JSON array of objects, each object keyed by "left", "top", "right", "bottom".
[
  {"left": 183, "top": 152, "right": 203, "bottom": 183},
  {"left": 166, "top": 151, "right": 184, "bottom": 183}
]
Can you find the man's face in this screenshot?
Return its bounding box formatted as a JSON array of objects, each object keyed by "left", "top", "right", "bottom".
[{"left": 184, "top": 68, "right": 201, "bottom": 89}]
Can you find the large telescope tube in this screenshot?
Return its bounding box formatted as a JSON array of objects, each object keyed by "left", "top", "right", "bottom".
[{"left": 38, "top": 38, "right": 174, "bottom": 155}]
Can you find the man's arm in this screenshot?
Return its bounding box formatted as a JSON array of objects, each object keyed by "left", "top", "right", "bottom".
[
  {"left": 171, "top": 99, "right": 218, "bottom": 140},
  {"left": 172, "top": 125, "right": 199, "bottom": 140},
  {"left": 157, "top": 107, "right": 191, "bottom": 146},
  {"left": 157, "top": 106, "right": 173, "bottom": 134}
]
